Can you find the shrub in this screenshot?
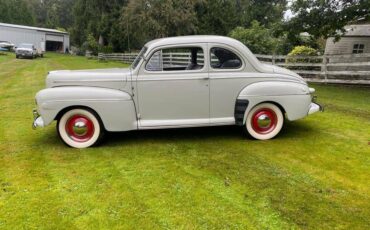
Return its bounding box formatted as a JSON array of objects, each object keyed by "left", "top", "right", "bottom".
[
  {"left": 86, "top": 34, "right": 99, "bottom": 56},
  {"left": 98, "top": 45, "right": 113, "bottom": 54},
  {"left": 286, "top": 46, "right": 318, "bottom": 63},
  {"left": 288, "top": 46, "right": 317, "bottom": 56}
]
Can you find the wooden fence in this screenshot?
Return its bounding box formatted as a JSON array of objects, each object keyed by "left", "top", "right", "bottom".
[{"left": 97, "top": 52, "right": 370, "bottom": 85}]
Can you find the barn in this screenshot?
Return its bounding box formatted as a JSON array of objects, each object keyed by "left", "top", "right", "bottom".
[
  {"left": 325, "top": 24, "right": 370, "bottom": 55},
  {"left": 0, "top": 22, "right": 70, "bottom": 53}
]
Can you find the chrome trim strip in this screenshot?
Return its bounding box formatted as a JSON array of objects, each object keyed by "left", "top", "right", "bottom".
[
  {"left": 43, "top": 98, "right": 131, "bottom": 103},
  {"left": 139, "top": 117, "right": 235, "bottom": 129},
  {"left": 136, "top": 76, "right": 302, "bottom": 82},
  {"left": 53, "top": 79, "right": 125, "bottom": 83},
  {"left": 137, "top": 76, "right": 210, "bottom": 81}
]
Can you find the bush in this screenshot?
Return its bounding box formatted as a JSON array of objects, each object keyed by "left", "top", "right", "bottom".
[
  {"left": 79, "top": 34, "right": 113, "bottom": 56},
  {"left": 288, "top": 46, "right": 317, "bottom": 56},
  {"left": 98, "top": 45, "right": 113, "bottom": 54},
  {"left": 286, "top": 46, "right": 318, "bottom": 63},
  {"left": 86, "top": 34, "right": 99, "bottom": 56}
]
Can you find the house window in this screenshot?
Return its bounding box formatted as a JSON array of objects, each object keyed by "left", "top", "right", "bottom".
[{"left": 352, "top": 44, "right": 364, "bottom": 54}]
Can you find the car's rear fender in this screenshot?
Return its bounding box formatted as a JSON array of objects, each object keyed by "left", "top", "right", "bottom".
[
  {"left": 35, "top": 86, "right": 138, "bottom": 131},
  {"left": 237, "top": 81, "right": 312, "bottom": 123}
]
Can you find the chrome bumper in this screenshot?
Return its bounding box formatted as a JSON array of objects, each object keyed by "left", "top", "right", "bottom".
[
  {"left": 32, "top": 109, "right": 44, "bottom": 129},
  {"left": 308, "top": 102, "right": 324, "bottom": 115}
]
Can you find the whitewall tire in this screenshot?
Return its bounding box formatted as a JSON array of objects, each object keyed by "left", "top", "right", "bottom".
[
  {"left": 245, "top": 103, "right": 284, "bottom": 140},
  {"left": 57, "top": 108, "right": 104, "bottom": 148}
]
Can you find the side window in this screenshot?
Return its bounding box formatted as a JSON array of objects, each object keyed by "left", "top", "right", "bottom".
[
  {"left": 146, "top": 50, "right": 162, "bottom": 71},
  {"left": 146, "top": 47, "right": 204, "bottom": 71},
  {"left": 352, "top": 44, "right": 364, "bottom": 54},
  {"left": 210, "top": 47, "right": 242, "bottom": 69}
]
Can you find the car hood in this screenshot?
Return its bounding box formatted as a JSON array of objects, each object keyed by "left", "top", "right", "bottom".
[
  {"left": 262, "top": 63, "right": 306, "bottom": 84},
  {"left": 16, "top": 48, "right": 32, "bottom": 52},
  {"left": 46, "top": 68, "right": 131, "bottom": 90}
]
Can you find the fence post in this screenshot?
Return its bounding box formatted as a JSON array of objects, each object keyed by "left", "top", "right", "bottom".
[
  {"left": 322, "top": 55, "right": 328, "bottom": 84},
  {"left": 272, "top": 55, "right": 275, "bottom": 65}
]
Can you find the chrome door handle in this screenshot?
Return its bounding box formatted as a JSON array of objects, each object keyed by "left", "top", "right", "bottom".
[{"left": 202, "top": 77, "right": 210, "bottom": 80}]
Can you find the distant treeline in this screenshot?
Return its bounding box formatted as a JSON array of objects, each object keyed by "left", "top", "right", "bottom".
[{"left": 0, "top": 0, "right": 369, "bottom": 54}]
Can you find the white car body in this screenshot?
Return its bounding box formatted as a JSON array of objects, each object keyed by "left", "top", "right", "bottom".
[
  {"left": 33, "top": 36, "right": 322, "bottom": 148},
  {"left": 0, "top": 41, "right": 15, "bottom": 50}
]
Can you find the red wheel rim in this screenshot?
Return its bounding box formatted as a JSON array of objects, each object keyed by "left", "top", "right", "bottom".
[
  {"left": 251, "top": 108, "right": 277, "bottom": 134},
  {"left": 65, "top": 115, "right": 95, "bottom": 142}
]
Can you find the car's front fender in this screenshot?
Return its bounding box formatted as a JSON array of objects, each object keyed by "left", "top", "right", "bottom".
[{"left": 35, "top": 86, "right": 137, "bottom": 131}]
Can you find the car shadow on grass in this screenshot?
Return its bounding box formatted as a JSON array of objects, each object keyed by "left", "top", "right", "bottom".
[
  {"left": 35, "top": 120, "right": 315, "bottom": 148},
  {"left": 103, "top": 120, "right": 314, "bottom": 147}
]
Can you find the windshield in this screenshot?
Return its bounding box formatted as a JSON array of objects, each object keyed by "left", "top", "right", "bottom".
[
  {"left": 131, "top": 47, "right": 147, "bottom": 70},
  {"left": 18, "top": 44, "right": 33, "bottom": 49}
]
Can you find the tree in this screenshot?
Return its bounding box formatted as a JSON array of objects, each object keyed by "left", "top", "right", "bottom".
[
  {"left": 70, "top": 0, "right": 127, "bottom": 50},
  {"left": 121, "top": 0, "right": 199, "bottom": 50},
  {"left": 286, "top": 0, "right": 370, "bottom": 41},
  {"left": 229, "top": 21, "right": 281, "bottom": 54},
  {"left": 195, "top": 0, "right": 239, "bottom": 35},
  {"left": 27, "top": 0, "right": 74, "bottom": 29},
  {"left": 0, "top": 0, "right": 35, "bottom": 26},
  {"left": 238, "top": 0, "right": 287, "bottom": 27},
  {"left": 195, "top": 0, "right": 287, "bottom": 36}
]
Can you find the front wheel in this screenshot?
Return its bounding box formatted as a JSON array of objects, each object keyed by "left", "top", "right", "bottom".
[
  {"left": 57, "top": 108, "right": 104, "bottom": 148},
  {"left": 245, "top": 103, "right": 284, "bottom": 140}
]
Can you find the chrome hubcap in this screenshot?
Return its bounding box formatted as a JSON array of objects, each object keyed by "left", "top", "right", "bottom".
[
  {"left": 72, "top": 121, "right": 88, "bottom": 136},
  {"left": 251, "top": 108, "right": 277, "bottom": 134},
  {"left": 257, "top": 114, "right": 272, "bottom": 128}
]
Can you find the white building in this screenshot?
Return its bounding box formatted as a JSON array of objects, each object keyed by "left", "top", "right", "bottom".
[
  {"left": 325, "top": 24, "right": 370, "bottom": 55},
  {"left": 0, "top": 22, "right": 70, "bottom": 53}
]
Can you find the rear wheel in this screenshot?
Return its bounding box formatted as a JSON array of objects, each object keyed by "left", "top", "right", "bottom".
[
  {"left": 245, "top": 103, "right": 284, "bottom": 140},
  {"left": 57, "top": 108, "right": 104, "bottom": 148},
  {"left": 16, "top": 55, "right": 19, "bottom": 59}
]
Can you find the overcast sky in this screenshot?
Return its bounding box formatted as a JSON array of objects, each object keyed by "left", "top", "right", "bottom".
[{"left": 284, "top": 0, "right": 294, "bottom": 21}]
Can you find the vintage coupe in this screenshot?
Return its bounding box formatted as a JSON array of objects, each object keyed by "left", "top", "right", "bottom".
[{"left": 33, "top": 36, "right": 322, "bottom": 148}]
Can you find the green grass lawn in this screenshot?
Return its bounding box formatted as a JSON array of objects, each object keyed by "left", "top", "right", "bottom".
[{"left": 0, "top": 52, "right": 369, "bottom": 229}]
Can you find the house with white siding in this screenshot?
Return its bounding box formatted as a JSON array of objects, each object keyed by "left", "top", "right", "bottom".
[{"left": 325, "top": 24, "right": 370, "bottom": 55}]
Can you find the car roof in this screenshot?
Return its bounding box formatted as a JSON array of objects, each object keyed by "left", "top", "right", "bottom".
[
  {"left": 144, "top": 35, "right": 245, "bottom": 50},
  {"left": 142, "top": 35, "right": 264, "bottom": 71}
]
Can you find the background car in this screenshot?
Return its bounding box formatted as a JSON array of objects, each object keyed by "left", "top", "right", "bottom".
[
  {"left": 0, "top": 41, "right": 15, "bottom": 51},
  {"left": 15, "top": 43, "right": 43, "bottom": 59}
]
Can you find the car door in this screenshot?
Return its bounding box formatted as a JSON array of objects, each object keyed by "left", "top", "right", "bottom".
[
  {"left": 208, "top": 44, "right": 255, "bottom": 124},
  {"left": 136, "top": 44, "right": 210, "bottom": 128}
]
